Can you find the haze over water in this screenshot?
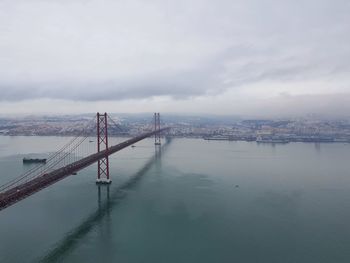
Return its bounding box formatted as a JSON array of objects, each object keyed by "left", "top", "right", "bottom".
[{"left": 1, "top": 136, "right": 350, "bottom": 262}]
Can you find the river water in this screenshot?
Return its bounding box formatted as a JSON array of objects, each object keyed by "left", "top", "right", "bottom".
[{"left": 0, "top": 136, "right": 350, "bottom": 263}]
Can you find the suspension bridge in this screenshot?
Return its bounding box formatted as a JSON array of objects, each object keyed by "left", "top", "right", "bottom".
[{"left": 0, "top": 112, "right": 168, "bottom": 211}]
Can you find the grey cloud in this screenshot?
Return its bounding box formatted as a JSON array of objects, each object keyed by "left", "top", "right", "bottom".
[
  {"left": 0, "top": 59, "right": 224, "bottom": 101},
  {"left": 249, "top": 93, "right": 350, "bottom": 118},
  {"left": 0, "top": 0, "right": 350, "bottom": 106}
]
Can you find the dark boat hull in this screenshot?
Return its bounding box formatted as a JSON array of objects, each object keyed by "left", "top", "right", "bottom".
[{"left": 23, "top": 158, "right": 47, "bottom": 164}]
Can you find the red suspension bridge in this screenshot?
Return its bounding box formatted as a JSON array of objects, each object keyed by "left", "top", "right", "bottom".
[{"left": 0, "top": 112, "right": 168, "bottom": 211}]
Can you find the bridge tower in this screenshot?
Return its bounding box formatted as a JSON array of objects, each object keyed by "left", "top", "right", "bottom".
[
  {"left": 96, "top": 112, "right": 111, "bottom": 184},
  {"left": 154, "top": 112, "right": 161, "bottom": 145}
]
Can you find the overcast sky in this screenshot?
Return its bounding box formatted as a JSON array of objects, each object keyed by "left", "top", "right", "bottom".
[{"left": 0, "top": 0, "right": 349, "bottom": 117}]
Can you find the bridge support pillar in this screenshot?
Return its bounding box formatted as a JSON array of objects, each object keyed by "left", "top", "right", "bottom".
[
  {"left": 154, "top": 112, "right": 161, "bottom": 145},
  {"left": 96, "top": 112, "right": 111, "bottom": 184}
]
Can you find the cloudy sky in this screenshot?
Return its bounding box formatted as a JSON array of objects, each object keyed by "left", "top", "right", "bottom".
[{"left": 0, "top": 0, "right": 349, "bottom": 117}]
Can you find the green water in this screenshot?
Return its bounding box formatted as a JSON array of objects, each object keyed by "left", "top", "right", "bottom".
[{"left": 1, "top": 136, "right": 350, "bottom": 263}]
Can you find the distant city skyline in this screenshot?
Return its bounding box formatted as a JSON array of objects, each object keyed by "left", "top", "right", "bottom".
[
  {"left": 2, "top": 113, "right": 350, "bottom": 143},
  {"left": 0, "top": 0, "right": 349, "bottom": 117}
]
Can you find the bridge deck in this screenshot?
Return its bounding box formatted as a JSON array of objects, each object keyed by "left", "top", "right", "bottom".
[{"left": 0, "top": 128, "right": 169, "bottom": 211}]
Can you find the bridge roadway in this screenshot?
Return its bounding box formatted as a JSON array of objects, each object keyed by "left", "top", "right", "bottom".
[{"left": 0, "top": 128, "right": 169, "bottom": 211}]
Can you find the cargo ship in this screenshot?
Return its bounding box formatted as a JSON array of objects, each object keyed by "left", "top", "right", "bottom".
[{"left": 23, "top": 158, "right": 47, "bottom": 164}]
